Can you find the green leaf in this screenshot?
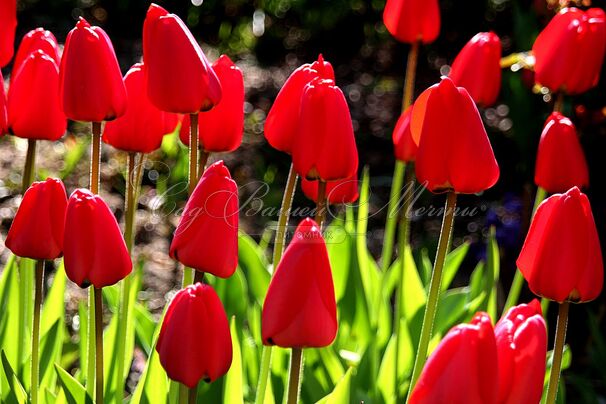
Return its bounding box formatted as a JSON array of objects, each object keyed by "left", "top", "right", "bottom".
[
  {"left": 433, "top": 288, "right": 470, "bottom": 337},
  {"left": 484, "top": 227, "right": 500, "bottom": 320},
  {"left": 441, "top": 242, "right": 470, "bottom": 291},
  {"left": 77, "top": 302, "right": 88, "bottom": 385},
  {"left": 377, "top": 319, "right": 413, "bottom": 403},
  {"left": 326, "top": 218, "right": 352, "bottom": 302},
  {"left": 238, "top": 233, "right": 271, "bottom": 306},
  {"left": 1, "top": 350, "right": 27, "bottom": 404},
  {"left": 55, "top": 364, "right": 93, "bottom": 404},
  {"left": 40, "top": 264, "right": 67, "bottom": 389},
  {"left": 223, "top": 317, "right": 244, "bottom": 404},
  {"left": 315, "top": 367, "right": 353, "bottom": 404},
  {"left": 0, "top": 256, "right": 22, "bottom": 400},
  {"left": 134, "top": 303, "right": 156, "bottom": 356}
]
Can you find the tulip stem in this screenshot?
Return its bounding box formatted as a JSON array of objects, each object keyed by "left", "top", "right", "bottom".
[
  {"left": 546, "top": 301, "right": 570, "bottom": 404},
  {"left": 183, "top": 113, "right": 200, "bottom": 287},
  {"left": 255, "top": 348, "right": 273, "bottom": 404},
  {"left": 315, "top": 180, "right": 328, "bottom": 229},
  {"left": 94, "top": 287, "right": 104, "bottom": 404},
  {"left": 179, "top": 384, "right": 188, "bottom": 404},
  {"left": 188, "top": 385, "right": 198, "bottom": 404},
  {"left": 91, "top": 122, "right": 102, "bottom": 194},
  {"left": 193, "top": 270, "right": 205, "bottom": 284},
  {"left": 21, "top": 139, "right": 38, "bottom": 193},
  {"left": 286, "top": 348, "right": 303, "bottom": 404},
  {"left": 198, "top": 151, "right": 209, "bottom": 181},
  {"left": 503, "top": 187, "right": 547, "bottom": 312},
  {"left": 30, "top": 260, "right": 44, "bottom": 404},
  {"left": 553, "top": 92, "right": 564, "bottom": 113},
  {"left": 402, "top": 41, "right": 419, "bottom": 113},
  {"left": 407, "top": 191, "right": 457, "bottom": 399}
]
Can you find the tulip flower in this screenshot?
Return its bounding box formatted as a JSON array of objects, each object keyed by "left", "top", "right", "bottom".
[
  {"left": 143, "top": 3, "right": 221, "bottom": 114},
  {"left": 301, "top": 175, "right": 359, "bottom": 205},
  {"left": 5, "top": 178, "right": 67, "bottom": 260},
  {"left": 535, "top": 112, "right": 588, "bottom": 193},
  {"left": 262, "top": 218, "right": 337, "bottom": 348},
  {"left": 383, "top": 0, "right": 440, "bottom": 44},
  {"left": 59, "top": 18, "right": 127, "bottom": 122},
  {"left": 533, "top": 7, "right": 606, "bottom": 94},
  {"left": 156, "top": 283, "right": 232, "bottom": 387},
  {"left": 411, "top": 76, "right": 499, "bottom": 194},
  {"left": 409, "top": 312, "right": 498, "bottom": 404},
  {"left": 495, "top": 300, "right": 547, "bottom": 404},
  {"left": 265, "top": 55, "right": 334, "bottom": 154},
  {"left": 179, "top": 55, "right": 244, "bottom": 152},
  {"left": 517, "top": 187, "right": 603, "bottom": 303},
  {"left": 392, "top": 106, "right": 417, "bottom": 162},
  {"left": 0, "top": 0, "right": 17, "bottom": 67},
  {"left": 103, "top": 63, "right": 178, "bottom": 154},
  {"left": 8, "top": 50, "right": 66, "bottom": 141},
  {"left": 63, "top": 189, "right": 132, "bottom": 288},
  {"left": 449, "top": 32, "right": 502, "bottom": 107},
  {"left": 170, "top": 161, "right": 239, "bottom": 278},
  {"left": 12, "top": 28, "right": 60, "bottom": 80},
  {"left": 0, "top": 70, "right": 7, "bottom": 136}
]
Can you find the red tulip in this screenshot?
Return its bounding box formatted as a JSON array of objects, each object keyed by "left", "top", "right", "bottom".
[
  {"left": 156, "top": 283, "right": 232, "bottom": 387},
  {"left": 301, "top": 175, "right": 359, "bottom": 205},
  {"left": 292, "top": 78, "right": 358, "bottom": 181},
  {"left": 518, "top": 187, "right": 603, "bottom": 302},
  {"left": 495, "top": 300, "right": 547, "bottom": 404},
  {"left": 383, "top": 0, "right": 440, "bottom": 44},
  {"left": 449, "top": 32, "right": 502, "bottom": 107},
  {"left": 143, "top": 3, "right": 221, "bottom": 114},
  {"left": 532, "top": 7, "right": 606, "bottom": 94},
  {"left": 59, "top": 18, "right": 127, "bottom": 122},
  {"left": 411, "top": 77, "right": 499, "bottom": 194},
  {"left": 265, "top": 55, "right": 334, "bottom": 154},
  {"left": 63, "top": 189, "right": 132, "bottom": 288},
  {"left": 12, "top": 28, "right": 60, "bottom": 81},
  {"left": 5, "top": 178, "right": 67, "bottom": 260},
  {"left": 535, "top": 112, "right": 588, "bottom": 193},
  {"left": 178, "top": 55, "right": 244, "bottom": 152},
  {"left": 103, "top": 63, "right": 178, "bottom": 154},
  {"left": 8, "top": 50, "right": 66, "bottom": 141},
  {"left": 169, "top": 161, "right": 238, "bottom": 278},
  {"left": 262, "top": 218, "right": 337, "bottom": 348},
  {"left": 0, "top": 70, "right": 7, "bottom": 136},
  {"left": 0, "top": 0, "right": 17, "bottom": 67},
  {"left": 392, "top": 106, "right": 417, "bottom": 162},
  {"left": 409, "top": 312, "right": 498, "bottom": 404}
]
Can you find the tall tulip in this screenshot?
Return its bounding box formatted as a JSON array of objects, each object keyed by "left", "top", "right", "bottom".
[
  {"left": 12, "top": 28, "right": 60, "bottom": 81},
  {"left": 383, "top": 0, "right": 440, "bottom": 44},
  {"left": 0, "top": 0, "right": 17, "bottom": 67},
  {"left": 535, "top": 112, "right": 588, "bottom": 193},
  {"left": 409, "top": 312, "right": 498, "bottom": 404},
  {"left": 449, "top": 32, "right": 502, "bottom": 107},
  {"left": 392, "top": 106, "right": 417, "bottom": 162},
  {"left": 156, "top": 283, "right": 232, "bottom": 388},
  {"left": 495, "top": 300, "right": 547, "bottom": 404}
]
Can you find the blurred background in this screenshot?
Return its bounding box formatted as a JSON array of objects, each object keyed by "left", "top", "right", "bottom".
[{"left": 1, "top": 0, "right": 605, "bottom": 400}]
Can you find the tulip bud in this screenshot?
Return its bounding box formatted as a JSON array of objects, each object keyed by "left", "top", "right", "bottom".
[
  {"left": 383, "top": 0, "right": 440, "bottom": 44},
  {"left": 495, "top": 300, "right": 547, "bottom": 404},
  {"left": 0, "top": 0, "right": 17, "bottom": 67},
  {"left": 8, "top": 50, "right": 67, "bottom": 141},
  {"left": 5, "top": 178, "right": 67, "bottom": 260},
  {"left": 533, "top": 7, "right": 606, "bottom": 94},
  {"left": 392, "top": 106, "right": 417, "bottom": 162},
  {"left": 12, "top": 28, "right": 61, "bottom": 81},
  {"left": 262, "top": 218, "right": 337, "bottom": 348},
  {"left": 517, "top": 187, "right": 603, "bottom": 303},
  {"left": 449, "top": 32, "right": 502, "bottom": 107},
  {"left": 143, "top": 3, "right": 222, "bottom": 114},
  {"left": 411, "top": 77, "right": 499, "bottom": 194},
  {"left": 59, "top": 18, "right": 127, "bottom": 122},
  {"left": 409, "top": 312, "right": 498, "bottom": 404},
  {"left": 103, "top": 63, "right": 178, "bottom": 154},
  {"left": 63, "top": 189, "right": 132, "bottom": 288},
  {"left": 535, "top": 112, "right": 588, "bottom": 193},
  {"left": 157, "top": 283, "right": 232, "bottom": 388},
  {"left": 0, "top": 70, "right": 7, "bottom": 136},
  {"left": 265, "top": 55, "right": 334, "bottom": 154},
  {"left": 169, "top": 161, "right": 238, "bottom": 278},
  {"left": 301, "top": 175, "right": 359, "bottom": 205},
  {"left": 179, "top": 55, "right": 244, "bottom": 152}
]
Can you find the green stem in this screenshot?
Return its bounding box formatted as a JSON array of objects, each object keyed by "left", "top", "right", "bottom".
[
  {"left": 188, "top": 384, "right": 198, "bottom": 404},
  {"left": 286, "top": 348, "right": 303, "bottom": 404},
  {"left": 30, "top": 261, "right": 44, "bottom": 404},
  {"left": 255, "top": 348, "right": 272, "bottom": 404},
  {"left": 553, "top": 92, "right": 564, "bottom": 114},
  {"left": 183, "top": 113, "right": 200, "bottom": 287},
  {"left": 541, "top": 298, "right": 550, "bottom": 319},
  {"left": 407, "top": 191, "right": 457, "bottom": 398},
  {"left": 198, "top": 150, "right": 209, "bottom": 181},
  {"left": 315, "top": 180, "right": 328, "bottom": 229},
  {"left": 545, "top": 301, "right": 570, "bottom": 404},
  {"left": 193, "top": 270, "right": 204, "bottom": 284},
  {"left": 179, "top": 383, "right": 189, "bottom": 404},
  {"left": 94, "top": 287, "right": 104, "bottom": 404},
  {"left": 21, "top": 139, "right": 37, "bottom": 193},
  {"left": 381, "top": 161, "right": 405, "bottom": 272}
]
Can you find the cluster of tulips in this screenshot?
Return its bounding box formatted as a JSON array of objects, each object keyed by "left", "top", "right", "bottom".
[{"left": 0, "top": 0, "right": 605, "bottom": 403}]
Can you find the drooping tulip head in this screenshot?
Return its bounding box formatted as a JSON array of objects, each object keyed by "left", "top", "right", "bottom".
[
  {"left": 392, "top": 106, "right": 417, "bottom": 162},
  {"left": 169, "top": 161, "right": 239, "bottom": 278},
  {"left": 8, "top": 50, "right": 67, "bottom": 141},
  {"left": 143, "top": 3, "right": 222, "bottom": 114},
  {"left": 179, "top": 55, "right": 244, "bottom": 152},
  {"left": 262, "top": 218, "right": 337, "bottom": 348},
  {"left": 63, "top": 189, "right": 132, "bottom": 288},
  {"left": 0, "top": 0, "right": 17, "bottom": 67},
  {"left": 495, "top": 300, "right": 547, "bottom": 404},
  {"left": 535, "top": 112, "right": 589, "bottom": 193},
  {"left": 449, "top": 32, "right": 502, "bottom": 107},
  {"left": 411, "top": 77, "right": 499, "bottom": 194},
  {"left": 409, "top": 312, "right": 498, "bottom": 404},
  {"left": 12, "top": 28, "right": 61, "bottom": 79},
  {"left": 301, "top": 174, "right": 359, "bottom": 205},
  {"left": 5, "top": 178, "right": 67, "bottom": 260},
  {"left": 517, "top": 187, "right": 603, "bottom": 303},
  {"left": 59, "top": 18, "right": 127, "bottom": 122},
  {"left": 383, "top": 0, "right": 440, "bottom": 44},
  {"left": 103, "top": 63, "right": 178, "bottom": 154},
  {"left": 156, "top": 283, "right": 232, "bottom": 387}
]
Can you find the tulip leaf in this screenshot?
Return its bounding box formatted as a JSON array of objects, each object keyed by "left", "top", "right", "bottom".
[
  {"left": 0, "top": 256, "right": 20, "bottom": 400},
  {"left": 238, "top": 232, "right": 271, "bottom": 306},
  {"left": 433, "top": 287, "right": 470, "bottom": 338},
  {"left": 315, "top": 367, "right": 353, "bottom": 404},
  {"left": 1, "top": 350, "right": 27, "bottom": 404},
  {"left": 18, "top": 258, "right": 35, "bottom": 379},
  {"left": 441, "top": 242, "right": 470, "bottom": 291},
  {"left": 326, "top": 218, "right": 352, "bottom": 302},
  {"left": 377, "top": 319, "right": 413, "bottom": 402},
  {"left": 134, "top": 303, "right": 156, "bottom": 356},
  {"left": 77, "top": 302, "right": 88, "bottom": 385},
  {"left": 223, "top": 317, "right": 244, "bottom": 404},
  {"left": 55, "top": 364, "right": 93, "bottom": 404},
  {"left": 484, "top": 227, "right": 500, "bottom": 320}
]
